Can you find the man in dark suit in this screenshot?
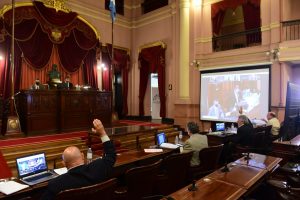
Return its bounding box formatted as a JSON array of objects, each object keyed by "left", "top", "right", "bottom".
[
  {"left": 233, "top": 115, "right": 254, "bottom": 146},
  {"left": 40, "top": 119, "right": 116, "bottom": 200}
]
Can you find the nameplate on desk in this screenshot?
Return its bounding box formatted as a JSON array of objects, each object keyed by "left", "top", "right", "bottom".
[
  {"left": 0, "top": 180, "right": 29, "bottom": 195},
  {"left": 144, "top": 149, "right": 163, "bottom": 153}
]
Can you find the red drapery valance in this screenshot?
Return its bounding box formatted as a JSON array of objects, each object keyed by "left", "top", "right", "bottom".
[
  {"left": 138, "top": 45, "right": 166, "bottom": 118},
  {"left": 0, "top": 2, "right": 98, "bottom": 99}
]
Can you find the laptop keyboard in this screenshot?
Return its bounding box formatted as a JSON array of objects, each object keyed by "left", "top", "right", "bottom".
[{"left": 24, "top": 172, "right": 53, "bottom": 182}]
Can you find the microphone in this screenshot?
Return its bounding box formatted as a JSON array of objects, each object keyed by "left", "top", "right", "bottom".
[
  {"left": 221, "top": 161, "right": 230, "bottom": 172},
  {"left": 242, "top": 152, "right": 251, "bottom": 160},
  {"left": 188, "top": 180, "right": 198, "bottom": 191}
]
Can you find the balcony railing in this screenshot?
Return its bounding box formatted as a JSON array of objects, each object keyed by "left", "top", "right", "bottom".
[
  {"left": 282, "top": 19, "right": 300, "bottom": 41},
  {"left": 212, "top": 28, "right": 261, "bottom": 52}
]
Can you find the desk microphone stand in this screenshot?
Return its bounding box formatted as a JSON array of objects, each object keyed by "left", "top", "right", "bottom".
[
  {"left": 188, "top": 180, "right": 198, "bottom": 191},
  {"left": 243, "top": 152, "right": 251, "bottom": 160},
  {"left": 221, "top": 162, "right": 230, "bottom": 172}
]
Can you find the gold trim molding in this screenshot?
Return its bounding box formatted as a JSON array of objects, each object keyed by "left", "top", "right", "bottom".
[
  {"left": 42, "top": 0, "right": 70, "bottom": 12},
  {"left": 261, "top": 22, "right": 280, "bottom": 32},
  {"left": 139, "top": 41, "right": 166, "bottom": 53},
  {"left": 195, "top": 37, "right": 212, "bottom": 43}
]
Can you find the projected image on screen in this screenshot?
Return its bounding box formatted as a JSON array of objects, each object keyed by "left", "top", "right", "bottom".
[{"left": 200, "top": 67, "right": 269, "bottom": 122}]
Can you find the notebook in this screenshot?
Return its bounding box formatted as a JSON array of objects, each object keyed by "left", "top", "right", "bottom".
[
  {"left": 16, "top": 153, "right": 57, "bottom": 186},
  {"left": 215, "top": 122, "right": 225, "bottom": 132},
  {"left": 156, "top": 132, "right": 180, "bottom": 149}
]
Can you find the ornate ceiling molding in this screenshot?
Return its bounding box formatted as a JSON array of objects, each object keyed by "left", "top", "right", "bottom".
[{"left": 42, "top": 0, "right": 70, "bottom": 12}]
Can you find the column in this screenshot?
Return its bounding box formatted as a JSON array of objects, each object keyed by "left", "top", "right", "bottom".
[{"left": 179, "top": 0, "right": 190, "bottom": 99}]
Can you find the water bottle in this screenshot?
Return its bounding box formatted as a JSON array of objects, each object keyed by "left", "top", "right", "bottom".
[
  {"left": 175, "top": 136, "right": 179, "bottom": 144},
  {"left": 231, "top": 123, "right": 234, "bottom": 131},
  {"left": 209, "top": 128, "right": 212, "bottom": 133},
  {"left": 178, "top": 131, "right": 183, "bottom": 143},
  {"left": 87, "top": 148, "right": 93, "bottom": 164}
]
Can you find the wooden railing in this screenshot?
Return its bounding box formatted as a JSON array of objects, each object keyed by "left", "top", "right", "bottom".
[
  {"left": 282, "top": 19, "right": 300, "bottom": 41},
  {"left": 212, "top": 28, "right": 261, "bottom": 52}
]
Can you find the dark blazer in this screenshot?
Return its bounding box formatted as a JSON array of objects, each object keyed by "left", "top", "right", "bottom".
[
  {"left": 233, "top": 124, "right": 254, "bottom": 146},
  {"left": 40, "top": 140, "right": 116, "bottom": 200}
]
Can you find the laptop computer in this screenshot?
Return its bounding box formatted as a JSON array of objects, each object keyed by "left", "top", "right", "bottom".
[
  {"left": 215, "top": 122, "right": 225, "bottom": 132},
  {"left": 156, "top": 132, "right": 181, "bottom": 149},
  {"left": 16, "top": 153, "right": 57, "bottom": 186}
]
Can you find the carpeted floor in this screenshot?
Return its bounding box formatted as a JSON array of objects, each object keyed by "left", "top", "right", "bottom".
[{"left": 0, "top": 131, "right": 88, "bottom": 147}]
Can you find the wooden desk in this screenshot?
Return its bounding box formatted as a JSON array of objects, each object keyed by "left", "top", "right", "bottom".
[
  {"left": 207, "top": 165, "right": 266, "bottom": 189},
  {"left": 0, "top": 149, "right": 175, "bottom": 200},
  {"left": 205, "top": 133, "right": 236, "bottom": 146},
  {"left": 234, "top": 153, "right": 282, "bottom": 172},
  {"left": 168, "top": 178, "right": 246, "bottom": 200},
  {"left": 16, "top": 90, "right": 112, "bottom": 134},
  {"left": 113, "top": 149, "right": 175, "bottom": 176},
  {"left": 271, "top": 135, "right": 300, "bottom": 164}
]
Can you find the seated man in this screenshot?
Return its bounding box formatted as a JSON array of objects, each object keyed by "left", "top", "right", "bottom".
[
  {"left": 41, "top": 119, "right": 116, "bottom": 200},
  {"left": 263, "top": 112, "right": 280, "bottom": 136},
  {"left": 182, "top": 122, "right": 208, "bottom": 166},
  {"left": 58, "top": 75, "right": 73, "bottom": 89},
  {"left": 232, "top": 115, "right": 254, "bottom": 147}
]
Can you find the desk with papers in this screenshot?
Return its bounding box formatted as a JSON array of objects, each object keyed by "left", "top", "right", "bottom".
[
  {"left": 0, "top": 148, "right": 175, "bottom": 199},
  {"left": 167, "top": 153, "right": 282, "bottom": 200}
]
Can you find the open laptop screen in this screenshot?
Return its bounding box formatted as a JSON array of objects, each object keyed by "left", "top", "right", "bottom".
[
  {"left": 216, "top": 122, "right": 225, "bottom": 131},
  {"left": 157, "top": 133, "right": 167, "bottom": 146},
  {"left": 16, "top": 153, "right": 48, "bottom": 178}
]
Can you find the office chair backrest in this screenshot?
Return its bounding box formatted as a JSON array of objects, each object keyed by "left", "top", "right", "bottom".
[
  {"left": 55, "top": 178, "right": 117, "bottom": 200},
  {"left": 160, "top": 151, "right": 193, "bottom": 192},
  {"left": 125, "top": 159, "right": 162, "bottom": 200},
  {"left": 198, "top": 144, "right": 223, "bottom": 171}
]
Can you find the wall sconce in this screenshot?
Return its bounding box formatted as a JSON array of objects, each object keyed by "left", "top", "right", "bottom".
[
  {"left": 266, "top": 48, "right": 280, "bottom": 61},
  {"left": 190, "top": 59, "right": 201, "bottom": 69}
]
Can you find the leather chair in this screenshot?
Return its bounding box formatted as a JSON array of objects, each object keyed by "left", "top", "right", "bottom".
[
  {"left": 54, "top": 178, "right": 118, "bottom": 200},
  {"left": 267, "top": 179, "right": 300, "bottom": 200},
  {"left": 114, "top": 160, "right": 162, "bottom": 200},
  {"left": 189, "top": 144, "right": 223, "bottom": 180},
  {"left": 155, "top": 151, "right": 193, "bottom": 195}
]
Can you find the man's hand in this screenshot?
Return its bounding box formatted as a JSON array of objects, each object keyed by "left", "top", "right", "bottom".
[{"left": 92, "top": 119, "right": 106, "bottom": 137}]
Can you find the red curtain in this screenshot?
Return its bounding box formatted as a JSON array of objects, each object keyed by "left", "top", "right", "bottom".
[
  {"left": 242, "top": 1, "right": 261, "bottom": 44},
  {"left": 211, "top": 0, "right": 260, "bottom": 36},
  {"left": 138, "top": 59, "right": 150, "bottom": 116},
  {"left": 212, "top": 10, "right": 226, "bottom": 35},
  {"left": 17, "top": 24, "right": 53, "bottom": 69},
  {"left": 138, "top": 45, "right": 166, "bottom": 117},
  {"left": 101, "top": 48, "right": 112, "bottom": 92},
  {"left": 83, "top": 49, "right": 98, "bottom": 88},
  {"left": 0, "top": 39, "right": 11, "bottom": 99},
  {"left": 0, "top": 2, "right": 98, "bottom": 99},
  {"left": 103, "top": 45, "right": 130, "bottom": 116}
]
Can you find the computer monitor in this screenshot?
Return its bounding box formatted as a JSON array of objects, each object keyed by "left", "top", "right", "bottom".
[
  {"left": 156, "top": 132, "right": 167, "bottom": 146},
  {"left": 215, "top": 122, "right": 225, "bottom": 132}
]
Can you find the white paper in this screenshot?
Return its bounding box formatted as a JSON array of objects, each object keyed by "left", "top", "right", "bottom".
[
  {"left": 0, "top": 181, "right": 29, "bottom": 195},
  {"left": 54, "top": 167, "right": 68, "bottom": 175},
  {"left": 144, "top": 149, "right": 163, "bottom": 153}
]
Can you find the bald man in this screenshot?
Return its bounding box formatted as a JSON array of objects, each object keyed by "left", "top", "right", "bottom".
[{"left": 41, "top": 119, "right": 116, "bottom": 200}]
